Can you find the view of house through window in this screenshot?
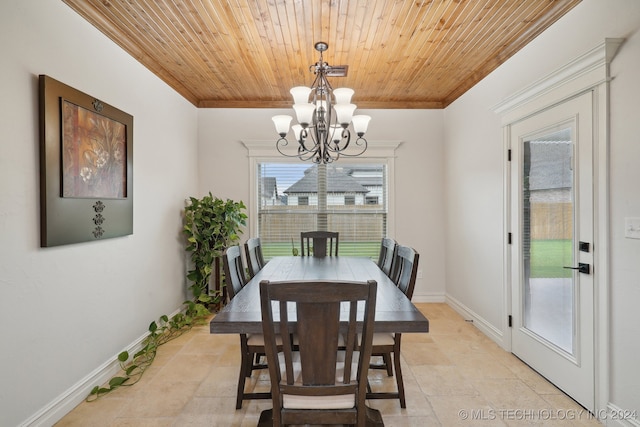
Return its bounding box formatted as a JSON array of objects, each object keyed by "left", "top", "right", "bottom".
[{"left": 257, "top": 162, "right": 387, "bottom": 260}]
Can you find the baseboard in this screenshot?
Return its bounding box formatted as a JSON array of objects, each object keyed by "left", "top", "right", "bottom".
[
  {"left": 19, "top": 308, "right": 182, "bottom": 427},
  {"left": 445, "top": 293, "right": 506, "bottom": 348},
  {"left": 412, "top": 292, "right": 446, "bottom": 303},
  {"left": 602, "top": 403, "right": 640, "bottom": 427}
]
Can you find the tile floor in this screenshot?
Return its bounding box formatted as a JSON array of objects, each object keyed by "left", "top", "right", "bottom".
[{"left": 55, "top": 303, "right": 601, "bottom": 426}]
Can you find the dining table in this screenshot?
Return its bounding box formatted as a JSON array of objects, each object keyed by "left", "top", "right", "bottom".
[
  {"left": 210, "top": 255, "right": 430, "bottom": 335},
  {"left": 209, "top": 255, "right": 429, "bottom": 427}
]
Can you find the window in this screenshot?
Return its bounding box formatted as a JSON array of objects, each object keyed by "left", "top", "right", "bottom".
[
  {"left": 365, "top": 196, "right": 379, "bottom": 205},
  {"left": 256, "top": 162, "right": 388, "bottom": 260}
]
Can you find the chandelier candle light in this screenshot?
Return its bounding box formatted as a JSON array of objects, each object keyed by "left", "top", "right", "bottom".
[{"left": 272, "top": 42, "right": 371, "bottom": 164}]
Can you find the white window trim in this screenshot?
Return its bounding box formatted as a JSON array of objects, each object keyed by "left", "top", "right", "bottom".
[{"left": 241, "top": 139, "right": 402, "bottom": 239}]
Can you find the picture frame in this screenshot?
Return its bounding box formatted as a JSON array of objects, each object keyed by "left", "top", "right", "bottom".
[{"left": 39, "top": 75, "right": 133, "bottom": 247}]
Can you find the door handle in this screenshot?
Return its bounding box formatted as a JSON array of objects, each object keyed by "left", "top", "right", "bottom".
[{"left": 563, "top": 263, "right": 590, "bottom": 274}]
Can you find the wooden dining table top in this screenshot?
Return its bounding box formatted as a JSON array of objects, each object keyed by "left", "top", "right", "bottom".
[{"left": 209, "top": 256, "right": 429, "bottom": 335}]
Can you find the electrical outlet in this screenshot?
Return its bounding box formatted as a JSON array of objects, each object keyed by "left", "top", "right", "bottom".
[
  {"left": 625, "top": 217, "right": 640, "bottom": 239},
  {"left": 417, "top": 269, "right": 423, "bottom": 279}
]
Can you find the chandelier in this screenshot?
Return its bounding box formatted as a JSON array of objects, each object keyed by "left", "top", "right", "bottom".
[{"left": 272, "top": 42, "right": 371, "bottom": 164}]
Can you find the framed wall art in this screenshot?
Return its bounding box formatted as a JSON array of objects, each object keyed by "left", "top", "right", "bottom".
[{"left": 39, "top": 75, "right": 133, "bottom": 247}]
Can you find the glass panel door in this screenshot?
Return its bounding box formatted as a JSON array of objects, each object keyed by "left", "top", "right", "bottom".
[
  {"left": 510, "top": 91, "right": 594, "bottom": 411},
  {"left": 522, "top": 128, "right": 574, "bottom": 354}
]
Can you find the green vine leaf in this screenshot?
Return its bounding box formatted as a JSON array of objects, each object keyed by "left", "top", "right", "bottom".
[{"left": 109, "top": 377, "right": 128, "bottom": 387}]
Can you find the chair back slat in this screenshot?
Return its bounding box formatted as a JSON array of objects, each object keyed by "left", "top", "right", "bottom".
[
  {"left": 244, "top": 237, "right": 266, "bottom": 277},
  {"left": 391, "top": 245, "right": 419, "bottom": 300},
  {"left": 222, "top": 245, "right": 247, "bottom": 300},
  {"left": 297, "top": 301, "right": 340, "bottom": 385},
  {"left": 300, "top": 231, "right": 339, "bottom": 257},
  {"left": 377, "top": 237, "right": 397, "bottom": 277}
]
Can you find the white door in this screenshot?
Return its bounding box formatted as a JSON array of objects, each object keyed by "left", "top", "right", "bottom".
[{"left": 509, "top": 91, "right": 594, "bottom": 411}]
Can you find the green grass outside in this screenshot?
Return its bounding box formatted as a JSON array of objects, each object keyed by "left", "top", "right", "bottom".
[
  {"left": 530, "top": 239, "right": 572, "bottom": 278},
  {"left": 263, "top": 239, "right": 572, "bottom": 278},
  {"left": 262, "top": 241, "right": 380, "bottom": 261}
]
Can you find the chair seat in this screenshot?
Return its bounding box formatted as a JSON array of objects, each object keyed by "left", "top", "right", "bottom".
[
  {"left": 284, "top": 393, "right": 355, "bottom": 410},
  {"left": 358, "top": 332, "right": 394, "bottom": 346},
  {"left": 279, "top": 351, "right": 360, "bottom": 410},
  {"left": 372, "top": 332, "right": 395, "bottom": 346},
  {"left": 246, "top": 333, "right": 283, "bottom": 346}
]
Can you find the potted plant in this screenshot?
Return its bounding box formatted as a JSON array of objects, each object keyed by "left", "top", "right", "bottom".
[{"left": 183, "top": 192, "right": 247, "bottom": 307}]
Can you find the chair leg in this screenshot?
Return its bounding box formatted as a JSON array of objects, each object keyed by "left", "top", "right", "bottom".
[
  {"left": 236, "top": 335, "right": 252, "bottom": 409},
  {"left": 245, "top": 351, "right": 254, "bottom": 377},
  {"left": 236, "top": 349, "right": 249, "bottom": 409},
  {"left": 251, "top": 351, "right": 268, "bottom": 372},
  {"left": 393, "top": 340, "right": 406, "bottom": 408},
  {"left": 382, "top": 353, "right": 393, "bottom": 376}
]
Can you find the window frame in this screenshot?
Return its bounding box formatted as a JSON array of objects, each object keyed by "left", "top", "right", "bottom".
[{"left": 243, "top": 140, "right": 401, "bottom": 242}]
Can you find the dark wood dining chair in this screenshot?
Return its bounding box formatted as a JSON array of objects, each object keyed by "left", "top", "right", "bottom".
[
  {"left": 300, "top": 231, "right": 339, "bottom": 257},
  {"left": 259, "top": 279, "right": 377, "bottom": 427},
  {"left": 367, "top": 245, "right": 419, "bottom": 408},
  {"left": 223, "top": 245, "right": 247, "bottom": 300},
  {"left": 244, "top": 237, "right": 266, "bottom": 278},
  {"left": 377, "top": 237, "right": 397, "bottom": 277},
  {"left": 222, "top": 245, "right": 271, "bottom": 409}
]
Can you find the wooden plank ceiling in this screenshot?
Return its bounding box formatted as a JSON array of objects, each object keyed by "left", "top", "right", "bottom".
[{"left": 61, "top": 0, "right": 581, "bottom": 109}]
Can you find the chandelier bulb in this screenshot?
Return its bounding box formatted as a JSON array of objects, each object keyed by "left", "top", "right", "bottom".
[
  {"left": 334, "top": 103, "right": 357, "bottom": 125},
  {"left": 290, "top": 86, "right": 312, "bottom": 104},
  {"left": 272, "top": 115, "right": 292, "bottom": 137},
  {"left": 333, "top": 88, "right": 355, "bottom": 105},
  {"left": 351, "top": 115, "right": 371, "bottom": 135}
]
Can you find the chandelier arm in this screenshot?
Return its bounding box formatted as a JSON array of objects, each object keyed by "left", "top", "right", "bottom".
[
  {"left": 298, "top": 128, "right": 314, "bottom": 152},
  {"left": 323, "top": 128, "right": 350, "bottom": 153},
  {"left": 276, "top": 137, "right": 315, "bottom": 159},
  {"left": 330, "top": 136, "right": 368, "bottom": 157},
  {"left": 298, "top": 148, "right": 319, "bottom": 163}
]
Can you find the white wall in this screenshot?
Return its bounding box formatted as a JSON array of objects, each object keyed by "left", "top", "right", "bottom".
[
  {"left": 444, "top": 0, "right": 640, "bottom": 417},
  {"left": 197, "top": 108, "right": 447, "bottom": 301},
  {"left": 0, "top": 1, "right": 199, "bottom": 425},
  {"left": 608, "top": 24, "right": 640, "bottom": 418}
]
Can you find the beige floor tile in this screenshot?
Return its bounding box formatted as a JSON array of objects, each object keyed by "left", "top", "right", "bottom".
[
  {"left": 152, "top": 353, "right": 218, "bottom": 384},
  {"left": 111, "top": 418, "right": 175, "bottom": 427},
  {"left": 429, "top": 394, "right": 508, "bottom": 427},
  {"left": 195, "top": 366, "right": 239, "bottom": 397},
  {"left": 451, "top": 353, "right": 520, "bottom": 381},
  {"left": 116, "top": 381, "right": 201, "bottom": 418},
  {"left": 180, "top": 333, "right": 235, "bottom": 355},
  {"left": 412, "top": 364, "right": 479, "bottom": 396},
  {"left": 54, "top": 397, "right": 127, "bottom": 427},
  {"left": 56, "top": 304, "right": 592, "bottom": 427},
  {"left": 401, "top": 341, "right": 453, "bottom": 366},
  {"left": 377, "top": 414, "right": 442, "bottom": 426},
  {"left": 471, "top": 378, "right": 551, "bottom": 410},
  {"left": 174, "top": 396, "right": 252, "bottom": 426}
]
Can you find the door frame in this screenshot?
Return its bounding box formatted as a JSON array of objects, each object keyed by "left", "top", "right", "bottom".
[{"left": 493, "top": 39, "right": 623, "bottom": 415}]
